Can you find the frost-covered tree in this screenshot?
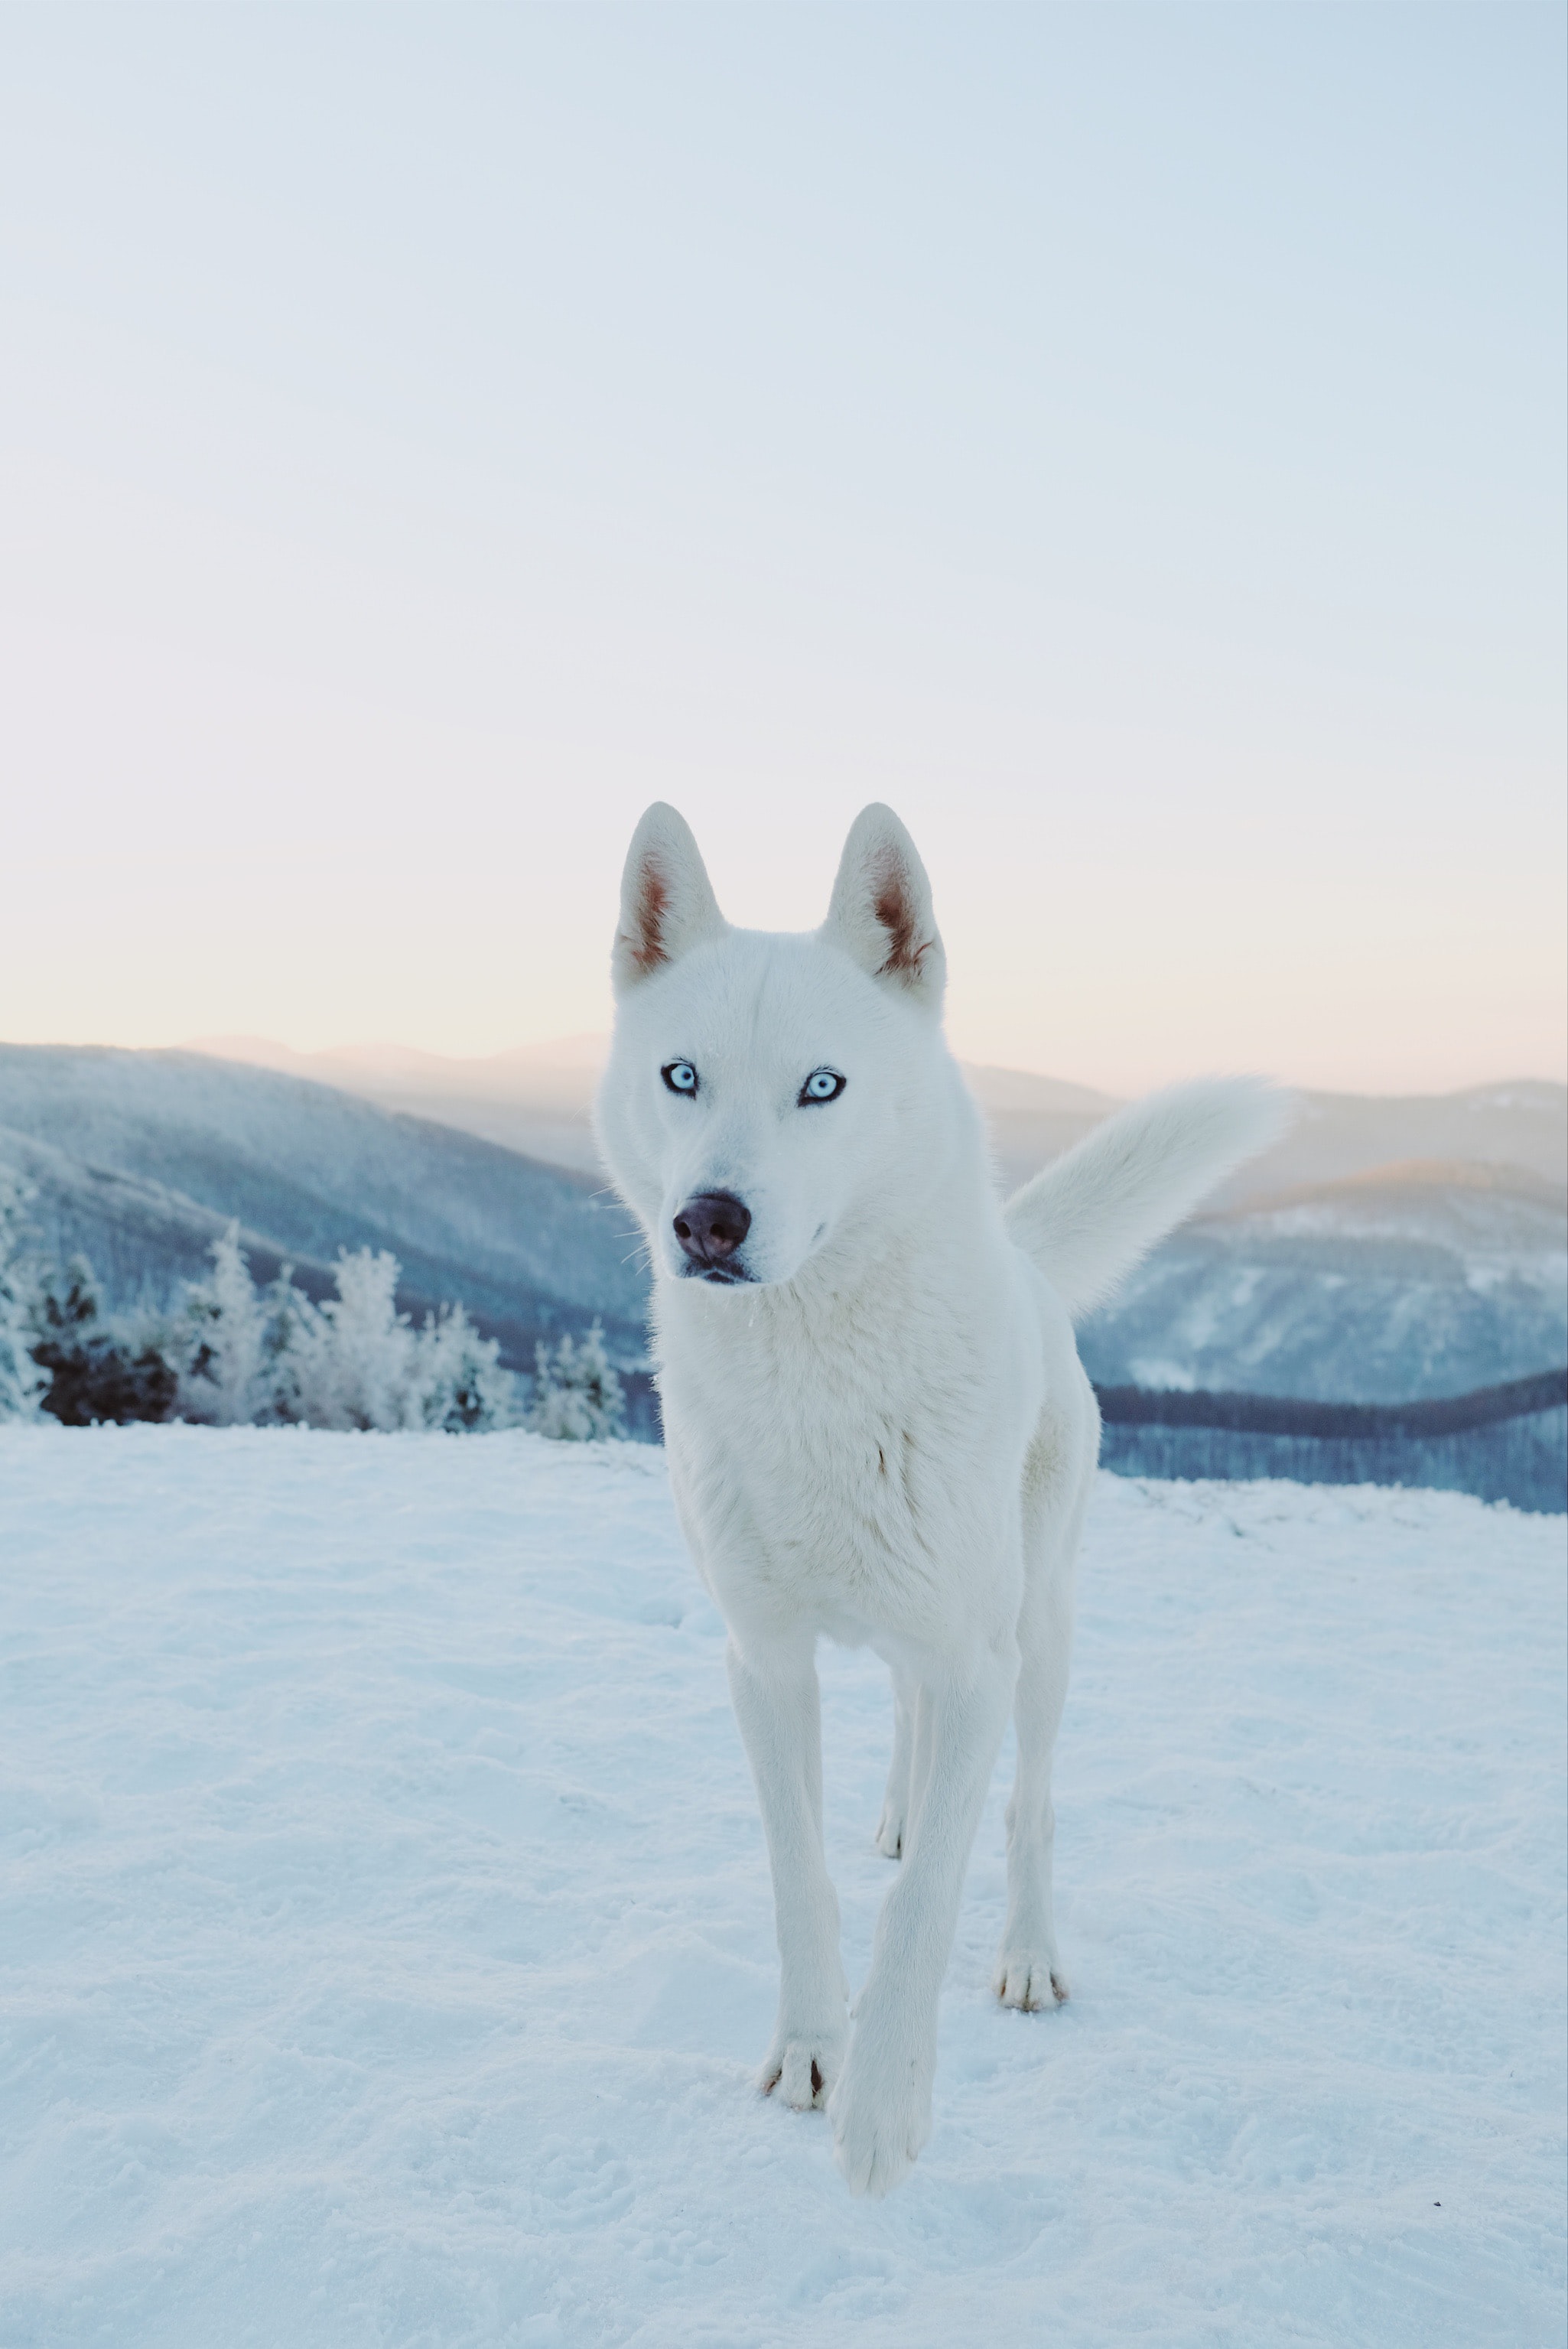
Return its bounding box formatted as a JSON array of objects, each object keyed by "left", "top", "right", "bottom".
[
  {"left": 31, "top": 1254, "right": 178, "bottom": 1427},
  {"left": 0, "top": 1168, "right": 46, "bottom": 1422},
  {"left": 285, "top": 1248, "right": 420, "bottom": 1432},
  {"left": 413, "top": 1302, "right": 515, "bottom": 1433},
  {"left": 178, "top": 1223, "right": 271, "bottom": 1425},
  {"left": 261, "top": 1267, "right": 327, "bottom": 1427},
  {"left": 11, "top": 1218, "right": 522, "bottom": 1435},
  {"left": 528, "top": 1320, "right": 626, "bottom": 1442}
]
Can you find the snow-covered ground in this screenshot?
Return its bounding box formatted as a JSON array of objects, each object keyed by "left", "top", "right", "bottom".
[{"left": 2, "top": 1429, "right": 1563, "bottom": 2349}]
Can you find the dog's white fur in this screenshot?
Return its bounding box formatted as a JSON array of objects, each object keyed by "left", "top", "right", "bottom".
[{"left": 594, "top": 803, "right": 1285, "bottom": 2197}]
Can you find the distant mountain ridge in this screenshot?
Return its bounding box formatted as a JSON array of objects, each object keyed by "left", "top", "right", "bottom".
[
  {"left": 187, "top": 1033, "right": 613, "bottom": 1172},
  {"left": 185, "top": 1033, "right": 1568, "bottom": 1199}
]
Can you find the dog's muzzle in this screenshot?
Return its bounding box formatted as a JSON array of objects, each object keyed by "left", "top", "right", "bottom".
[{"left": 672, "top": 1191, "right": 753, "bottom": 1282}]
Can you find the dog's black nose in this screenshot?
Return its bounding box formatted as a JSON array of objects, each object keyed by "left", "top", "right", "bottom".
[{"left": 672, "top": 1191, "right": 751, "bottom": 1270}]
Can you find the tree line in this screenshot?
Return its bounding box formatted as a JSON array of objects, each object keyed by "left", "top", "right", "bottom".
[{"left": 0, "top": 1169, "right": 626, "bottom": 1440}]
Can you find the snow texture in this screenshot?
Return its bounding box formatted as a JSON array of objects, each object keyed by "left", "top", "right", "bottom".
[{"left": 2, "top": 1429, "right": 1563, "bottom": 2347}]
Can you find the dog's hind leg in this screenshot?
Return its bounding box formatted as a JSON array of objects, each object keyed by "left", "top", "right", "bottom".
[
  {"left": 873, "top": 1664, "right": 918, "bottom": 1859},
  {"left": 993, "top": 1438, "right": 1092, "bottom": 2012},
  {"left": 727, "top": 1635, "right": 850, "bottom": 2110}
]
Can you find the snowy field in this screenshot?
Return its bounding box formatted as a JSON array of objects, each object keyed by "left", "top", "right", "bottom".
[{"left": 2, "top": 1429, "right": 1563, "bottom": 2349}]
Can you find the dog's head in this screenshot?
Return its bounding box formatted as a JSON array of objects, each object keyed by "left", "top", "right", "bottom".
[{"left": 594, "top": 804, "right": 951, "bottom": 1291}]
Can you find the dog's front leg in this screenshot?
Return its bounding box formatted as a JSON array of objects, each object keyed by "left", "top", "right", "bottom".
[
  {"left": 727, "top": 1636, "right": 848, "bottom": 2110},
  {"left": 829, "top": 1643, "right": 1015, "bottom": 2195}
]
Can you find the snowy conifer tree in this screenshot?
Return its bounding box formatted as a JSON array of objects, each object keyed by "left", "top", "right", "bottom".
[
  {"left": 288, "top": 1248, "right": 420, "bottom": 1432},
  {"left": 413, "top": 1303, "right": 515, "bottom": 1433},
  {"left": 0, "top": 1168, "right": 45, "bottom": 1421},
  {"left": 260, "top": 1267, "right": 326, "bottom": 1427},
  {"left": 178, "top": 1223, "right": 270, "bottom": 1425},
  {"left": 173, "top": 1243, "right": 513, "bottom": 1434},
  {"left": 528, "top": 1321, "right": 627, "bottom": 1441}
]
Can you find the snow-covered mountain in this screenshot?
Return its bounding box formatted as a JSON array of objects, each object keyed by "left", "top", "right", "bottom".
[
  {"left": 187, "top": 1032, "right": 616, "bottom": 1174},
  {"left": 1079, "top": 1158, "right": 1567, "bottom": 1402},
  {"left": 0, "top": 1046, "right": 649, "bottom": 1386},
  {"left": 975, "top": 1072, "right": 1568, "bottom": 1201}
]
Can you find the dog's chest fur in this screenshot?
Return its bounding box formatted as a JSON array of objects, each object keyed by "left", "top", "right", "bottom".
[{"left": 656, "top": 1232, "right": 1041, "bottom": 1651}]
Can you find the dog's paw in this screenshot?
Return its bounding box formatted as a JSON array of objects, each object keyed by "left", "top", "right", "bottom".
[
  {"left": 758, "top": 2025, "right": 846, "bottom": 2111},
  {"left": 991, "top": 1947, "right": 1069, "bottom": 2011},
  {"left": 828, "top": 2039, "right": 932, "bottom": 2197},
  {"left": 873, "top": 1801, "right": 906, "bottom": 1860}
]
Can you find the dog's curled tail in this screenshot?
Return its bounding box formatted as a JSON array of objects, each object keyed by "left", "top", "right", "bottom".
[{"left": 1003, "top": 1077, "right": 1292, "bottom": 1321}]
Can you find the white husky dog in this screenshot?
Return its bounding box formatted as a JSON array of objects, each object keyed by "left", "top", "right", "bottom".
[{"left": 594, "top": 802, "right": 1283, "bottom": 2197}]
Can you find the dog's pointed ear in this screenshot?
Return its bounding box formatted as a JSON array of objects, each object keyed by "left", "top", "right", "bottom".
[
  {"left": 611, "top": 803, "right": 726, "bottom": 993},
  {"left": 821, "top": 805, "right": 946, "bottom": 1011}
]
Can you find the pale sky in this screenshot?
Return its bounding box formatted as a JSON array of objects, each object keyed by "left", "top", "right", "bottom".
[{"left": 2, "top": 3, "right": 1563, "bottom": 1095}]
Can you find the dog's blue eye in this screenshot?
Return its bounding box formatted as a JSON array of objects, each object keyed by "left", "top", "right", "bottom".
[
  {"left": 799, "top": 1069, "right": 846, "bottom": 1105},
  {"left": 662, "top": 1060, "right": 699, "bottom": 1097}
]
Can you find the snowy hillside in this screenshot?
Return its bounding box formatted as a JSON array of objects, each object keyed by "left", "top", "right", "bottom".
[
  {"left": 0, "top": 1046, "right": 647, "bottom": 1376},
  {"left": 1080, "top": 1160, "right": 1568, "bottom": 1401},
  {"left": 189, "top": 1033, "right": 616, "bottom": 1177},
  {"left": 2, "top": 1429, "right": 1562, "bottom": 2347}
]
